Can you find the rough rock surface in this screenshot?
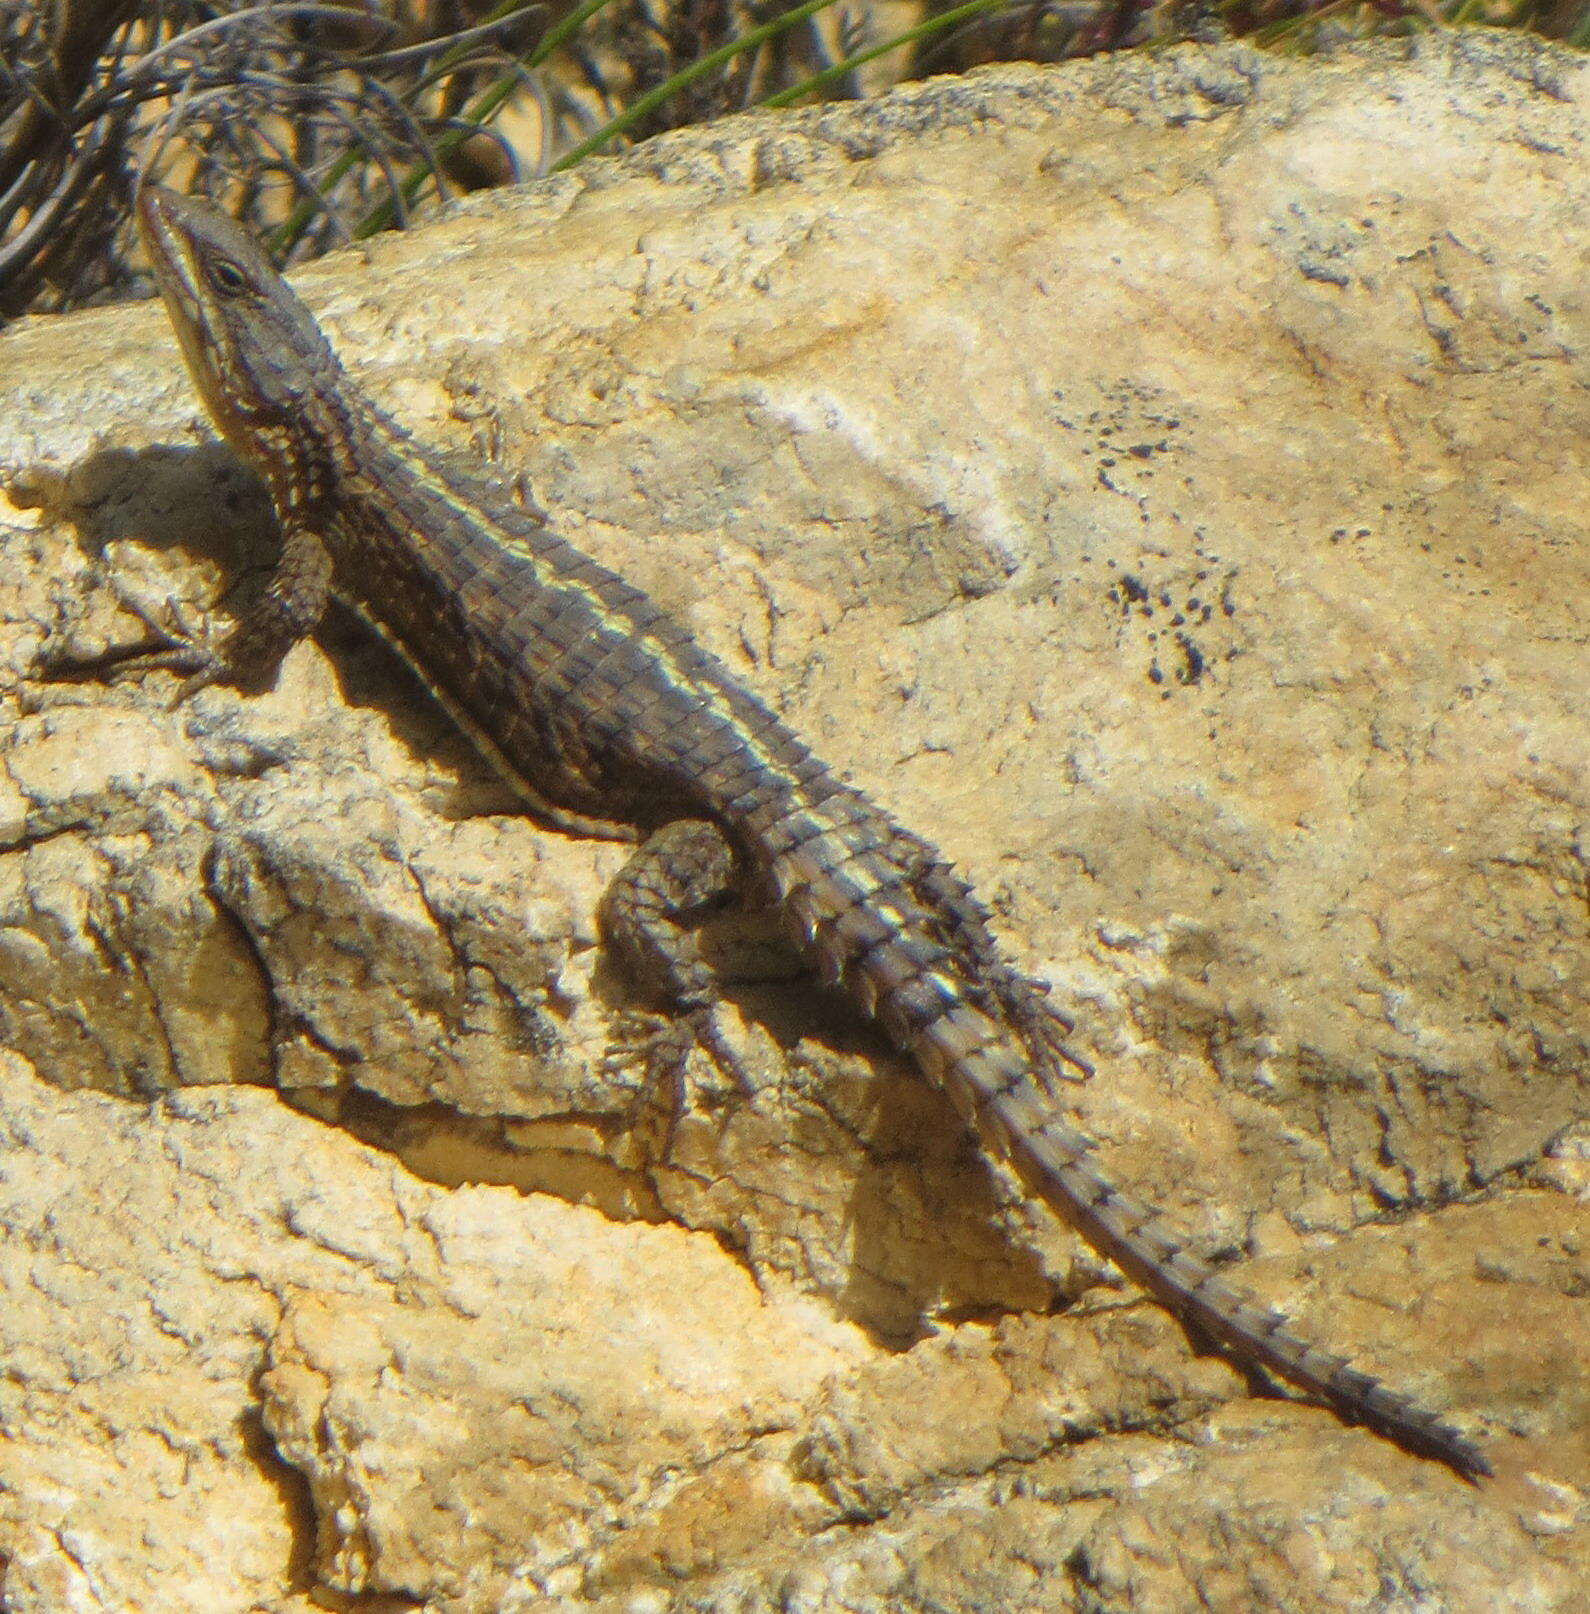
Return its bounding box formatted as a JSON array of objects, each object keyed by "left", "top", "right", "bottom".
[{"left": 0, "top": 30, "right": 1585, "bottom": 1614}]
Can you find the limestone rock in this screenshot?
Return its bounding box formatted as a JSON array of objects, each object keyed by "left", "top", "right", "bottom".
[
  {"left": 0, "top": 1051, "right": 864, "bottom": 1611},
  {"left": 0, "top": 31, "right": 1585, "bottom": 1613}
]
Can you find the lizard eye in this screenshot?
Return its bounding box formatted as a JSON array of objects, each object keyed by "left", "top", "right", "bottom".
[{"left": 210, "top": 258, "right": 250, "bottom": 296}]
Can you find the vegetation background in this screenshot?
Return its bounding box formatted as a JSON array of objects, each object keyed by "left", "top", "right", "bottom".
[{"left": 2, "top": 0, "right": 1586, "bottom": 320}]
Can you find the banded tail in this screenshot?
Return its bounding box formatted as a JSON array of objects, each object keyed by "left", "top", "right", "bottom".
[
  {"left": 922, "top": 1023, "right": 1490, "bottom": 1477},
  {"left": 762, "top": 799, "right": 1490, "bottom": 1480}
]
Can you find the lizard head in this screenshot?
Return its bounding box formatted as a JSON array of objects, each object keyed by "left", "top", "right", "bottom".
[{"left": 137, "top": 185, "right": 345, "bottom": 479}]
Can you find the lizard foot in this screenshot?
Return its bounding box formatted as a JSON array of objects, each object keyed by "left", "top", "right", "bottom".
[
  {"left": 37, "top": 592, "right": 223, "bottom": 704},
  {"left": 989, "top": 964, "right": 1094, "bottom": 1089},
  {"left": 603, "top": 1002, "right": 752, "bottom": 1166}
]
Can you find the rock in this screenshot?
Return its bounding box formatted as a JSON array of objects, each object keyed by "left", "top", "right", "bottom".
[
  {"left": 0, "top": 31, "right": 1585, "bottom": 1613},
  {"left": 0, "top": 1051, "right": 864, "bottom": 1610}
]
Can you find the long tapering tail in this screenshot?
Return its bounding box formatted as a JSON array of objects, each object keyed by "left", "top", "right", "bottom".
[{"left": 911, "top": 1001, "right": 1490, "bottom": 1478}]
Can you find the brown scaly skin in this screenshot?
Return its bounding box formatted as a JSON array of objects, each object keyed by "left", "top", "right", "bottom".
[{"left": 132, "top": 184, "right": 1491, "bottom": 1480}]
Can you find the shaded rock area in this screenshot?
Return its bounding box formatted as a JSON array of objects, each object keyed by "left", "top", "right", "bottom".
[{"left": 0, "top": 29, "right": 1585, "bottom": 1613}]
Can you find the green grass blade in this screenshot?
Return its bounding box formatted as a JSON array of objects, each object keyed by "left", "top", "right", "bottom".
[
  {"left": 759, "top": 0, "right": 1007, "bottom": 109},
  {"left": 550, "top": 0, "right": 843, "bottom": 171}
]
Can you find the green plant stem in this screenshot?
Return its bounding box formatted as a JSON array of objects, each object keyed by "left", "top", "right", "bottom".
[
  {"left": 350, "top": 0, "right": 620, "bottom": 237},
  {"left": 270, "top": 0, "right": 579, "bottom": 249},
  {"left": 759, "top": 0, "right": 1007, "bottom": 109},
  {"left": 549, "top": 0, "right": 842, "bottom": 171}
]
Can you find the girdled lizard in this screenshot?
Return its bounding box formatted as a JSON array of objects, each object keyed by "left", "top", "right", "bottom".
[{"left": 131, "top": 184, "right": 1489, "bottom": 1479}]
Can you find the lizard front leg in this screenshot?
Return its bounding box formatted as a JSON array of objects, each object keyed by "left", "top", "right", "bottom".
[
  {"left": 163, "top": 518, "right": 334, "bottom": 698},
  {"left": 63, "top": 518, "right": 334, "bottom": 701}
]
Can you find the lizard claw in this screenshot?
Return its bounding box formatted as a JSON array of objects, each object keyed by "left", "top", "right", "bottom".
[
  {"left": 991, "top": 966, "right": 1093, "bottom": 1088},
  {"left": 165, "top": 645, "right": 231, "bottom": 708},
  {"left": 110, "top": 636, "right": 227, "bottom": 709},
  {"left": 128, "top": 594, "right": 232, "bottom": 705},
  {"left": 1034, "top": 1011, "right": 1094, "bottom": 1086},
  {"left": 39, "top": 589, "right": 229, "bottom": 707},
  {"left": 603, "top": 1007, "right": 698, "bottom": 1167}
]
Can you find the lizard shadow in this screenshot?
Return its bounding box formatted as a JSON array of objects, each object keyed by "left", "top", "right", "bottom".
[
  {"left": 589, "top": 919, "right": 1069, "bottom": 1349},
  {"left": 12, "top": 441, "right": 278, "bottom": 642},
  {"left": 17, "top": 442, "right": 533, "bottom": 810}
]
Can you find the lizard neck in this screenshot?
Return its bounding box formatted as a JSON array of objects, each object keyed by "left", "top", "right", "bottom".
[{"left": 230, "top": 364, "right": 398, "bottom": 522}]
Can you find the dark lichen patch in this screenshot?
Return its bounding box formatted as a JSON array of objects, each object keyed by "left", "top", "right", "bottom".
[
  {"left": 1105, "top": 530, "right": 1239, "bottom": 698},
  {"left": 1054, "top": 379, "right": 1189, "bottom": 529}
]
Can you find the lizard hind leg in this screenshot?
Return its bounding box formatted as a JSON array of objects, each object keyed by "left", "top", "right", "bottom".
[
  {"left": 597, "top": 818, "right": 747, "bottom": 1158},
  {"left": 985, "top": 962, "right": 1094, "bottom": 1090},
  {"left": 905, "top": 841, "right": 1092, "bottom": 1090}
]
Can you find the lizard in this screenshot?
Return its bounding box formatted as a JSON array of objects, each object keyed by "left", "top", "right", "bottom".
[{"left": 128, "top": 181, "right": 1490, "bottom": 1481}]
